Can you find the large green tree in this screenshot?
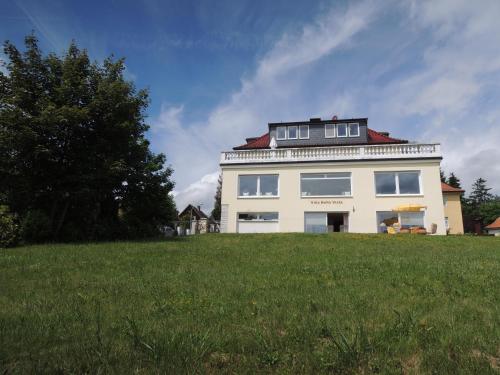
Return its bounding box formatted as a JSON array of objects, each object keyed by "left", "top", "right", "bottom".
[{"left": 0, "top": 35, "right": 176, "bottom": 241}]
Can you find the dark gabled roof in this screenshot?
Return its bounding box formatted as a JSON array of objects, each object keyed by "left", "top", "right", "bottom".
[
  {"left": 178, "top": 204, "right": 208, "bottom": 219},
  {"left": 233, "top": 128, "right": 407, "bottom": 150},
  {"left": 441, "top": 182, "right": 465, "bottom": 193}
]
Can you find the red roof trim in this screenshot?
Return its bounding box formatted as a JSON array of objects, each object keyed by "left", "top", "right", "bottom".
[
  {"left": 233, "top": 133, "right": 270, "bottom": 150},
  {"left": 441, "top": 182, "right": 465, "bottom": 193},
  {"left": 367, "top": 129, "right": 406, "bottom": 144}
]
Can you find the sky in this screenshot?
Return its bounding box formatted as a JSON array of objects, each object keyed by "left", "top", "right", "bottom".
[{"left": 1, "top": 0, "right": 500, "bottom": 213}]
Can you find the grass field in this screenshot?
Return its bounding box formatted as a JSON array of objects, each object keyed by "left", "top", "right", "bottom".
[{"left": 1, "top": 234, "right": 499, "bottom": 374}]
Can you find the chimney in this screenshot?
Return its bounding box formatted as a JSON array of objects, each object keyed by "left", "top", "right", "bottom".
[
  {"left": 197, "top": 205, "right": 201, "bottom": 212},
  {"left": 379, "top": 131, "right": 390, "bottom": 136},
  {"left": 309, "top": 117, "right": 322, "bottom": 122}
]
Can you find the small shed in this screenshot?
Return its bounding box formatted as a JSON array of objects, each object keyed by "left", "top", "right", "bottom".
[{"left": 485, "top": 217, "right": 500, "bottom": 236}]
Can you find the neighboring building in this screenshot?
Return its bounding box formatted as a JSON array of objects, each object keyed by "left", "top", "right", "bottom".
[
  {"left": 441, "top": 182, "right": 465, "bottom": 234},
  {"left": 219, "top": 117, "right": 447, "bottom": 234},
  {"left": 178, "top": 204, "right": 212, "bottom": 234},
  {"left": 485, "top": 217, "right": 500, "bottom": 236}
]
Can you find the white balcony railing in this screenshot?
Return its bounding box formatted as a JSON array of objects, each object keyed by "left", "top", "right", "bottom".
[{"left": 220, "top": 143, "right": 441, "bottom": 165}]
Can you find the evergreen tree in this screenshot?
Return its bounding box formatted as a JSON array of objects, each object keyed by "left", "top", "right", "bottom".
[
  {"left": 0, "top": 35, "right": 176, "bottom": 241},
  {"left": 211, "top": 174, "right": 222, "bottom": 220},
  {"left": 447, "top": 172, "right": 462, "bottom": 189},
  {"left": 469, "top": 178, "right": 493, "bottom": 207},
  {"left": 440, "top": 168, "right": 447, "bottom": 183}
]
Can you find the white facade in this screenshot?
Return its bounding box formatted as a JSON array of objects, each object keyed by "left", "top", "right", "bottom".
[{"left": 220, "top": 143, "right": 446, "bottom": 235}]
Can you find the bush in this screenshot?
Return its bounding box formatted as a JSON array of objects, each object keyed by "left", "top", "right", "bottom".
[
  {"left": 21, "top": 209, "right": 52, "bottom": 243},
  {"left": 0, "top": 206, "right": 20, "bottom": 248}
]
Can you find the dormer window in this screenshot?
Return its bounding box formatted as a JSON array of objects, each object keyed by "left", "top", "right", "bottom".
[
  {"left": 348, "top": 123, "right": 359, "bottom": 137},
  {"left": 325, "top": 124, "right": 335, "bottom": 138},
  {"left": 276, "top": 126, "right": 286, "bottom": 140},
  {"left": 288, "top": 126, "right": 298, "bottom": 139},
  {"left": 337, "top": 123, "right": 348, "bottom": 137},
  {"left": 299, "top": 125, "right": 309, "bottom": 139}
]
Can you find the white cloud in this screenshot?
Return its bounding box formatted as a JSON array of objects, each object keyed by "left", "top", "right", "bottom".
[
  {"left": 172, "top": 172, "right": 220, "bottom": 214},
  {"left": 153, "top": 0, "right": 500, "bottom": 213},
  {"left": 152, "top": 1, "right": 380, "bottom": 210}
]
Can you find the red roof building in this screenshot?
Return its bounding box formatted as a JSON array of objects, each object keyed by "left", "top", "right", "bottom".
[
  {"left": 441, "top": 182, "right": 464, "bottom": 193},
  {"left": 485, "top": 217, "right": 500, "bottom": 230}
]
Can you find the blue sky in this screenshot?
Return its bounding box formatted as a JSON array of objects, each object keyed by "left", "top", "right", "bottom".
[{"left": 2, "top": 0, "right": 500, "bottom": 211}]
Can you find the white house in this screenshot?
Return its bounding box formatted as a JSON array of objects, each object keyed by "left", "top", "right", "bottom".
[
  {"left": 219, "top": 117, "right": 446, "bottom": 235},
  {"left": 485, "top": 217, "right": 500, "bottom": 236}
]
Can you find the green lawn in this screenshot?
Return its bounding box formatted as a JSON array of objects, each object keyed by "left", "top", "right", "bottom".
[{"left": 1, "top": 234, "right": 499, "bottom": 374}]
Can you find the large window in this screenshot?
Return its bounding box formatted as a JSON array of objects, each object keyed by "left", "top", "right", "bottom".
[
  {"left": 304, "top": 212, "right": 327, "bottom": 233},
  {"left": 239, "top": 174, "right": 278, "bottom": 197},
  {"left": 375, "top": 171, "right": 421, "bottom": 195},
  {"left": 276, "top": 126, "right": 286, "bottom": 140},
  {"left": 301, "top": 173, "right": 351, "bottom": 197},
  {"left": 238, "top": 212, "right": 278, "bottom": 221},
  {"left": 400, "top": 212, "right": 425, "bottom": 227},
  {"left": 377, "top": 211, "right": 425, "bottom": 232}
]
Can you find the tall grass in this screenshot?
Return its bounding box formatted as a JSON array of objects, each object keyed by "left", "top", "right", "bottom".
[{"left": 1, "top": 234, "right": 499, "bottom": 373}]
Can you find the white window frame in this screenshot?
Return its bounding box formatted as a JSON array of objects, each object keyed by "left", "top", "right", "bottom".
[
  {"left": 348, "top": 123, "right": 360, "bottom": 137},
  {"left": 237, "top": 212, "right": 279, "bottom": 222},
  {"left": 336, "top": 123, "right": 348, "bottom": 138},
  {"left": 375, "top": 171, "right": 422, "bottom": 196},
  {"left": 276, "top": 126, "right": 287, "bottom": 140},
  {"left": 238, "top": 174, "right": 279, "bottom": 198},
  {"left": 300, "top": 173, "right": 352, "bottom": 198},
  {"left": 325, "top": 123, "right": 336, "bottom": 138},
  {"left": 299, "top": 125, "right": 309, "bottom": 139},
  {"left": 288, "top": 125, "right": 298, "bottom": 140}
]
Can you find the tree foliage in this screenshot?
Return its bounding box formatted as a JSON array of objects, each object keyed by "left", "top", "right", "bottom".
[
  {"left": 440, "top": 168, "right": 447, "bottom": 183},
  {"left": 447, "top": 172, "right": 461, "bottom": 189},
  {"left": 211, "top": 174, "right": 222, "bottom": 221},
  {"left": 468, "top": 178, "right": 493, "bottom": 207},
  {"left": 478, "top": 199, "right": 500, "bottom": 227},
  {"left": 0, "top": 35, "right": 176, "bottom": 242}
]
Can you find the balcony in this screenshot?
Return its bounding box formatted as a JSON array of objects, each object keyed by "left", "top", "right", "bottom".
[{"left": 220, "top": 143, "right": 441, "bottom": 165}]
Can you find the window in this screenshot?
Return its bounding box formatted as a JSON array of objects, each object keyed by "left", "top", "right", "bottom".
[
  {"left": 288, "top": 125, "right": 298, "bottom": 139},
  {"left": 400, "top": 212, "right": 424, "bottom": 227},
  {"left": 238, "top": 174, "right": 278, "bottom": 197},
  {"left": 301, "top": 173, "right": 351, "bottom": 197},
  {"left": 375, "top": 172, "right": 397, "bottom": 194},
  {"left": 443, "top": 196, "right": 448, "bottom": 206},
  {"left": 376, "top": 211, "right": 425, "bottom": 232},
  {"left": 337, "top": 123, "right": 347, "bottom": 137},
  {"left": 299, "top": 125, "right": 309, "bottom": 139},
  {"left": 348, "top": 123, "right": 359, "bottom": 137},
  {"left": 238, "top": 212, "right": 278, "bottom": 221},
  {"left": 445, "top": 217, "right": 449, "bottom": 229},
  {"left": 325, "top": 123, "right": 335, "bottom": 138},
  {"left": 376, "top": 211, "right": 399, "bottom": 233},
  {"left": 305, "top": 212, "right": 327, "bottom": 233},
  {"left": 276, "top": 126, "right": 286, "bottom": 140},
  {"left": 398, "top": 172, "right": 420, "bottom": 194},
  {"left": 375, "top": 171, "right": 421, "bottom": 195}
]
